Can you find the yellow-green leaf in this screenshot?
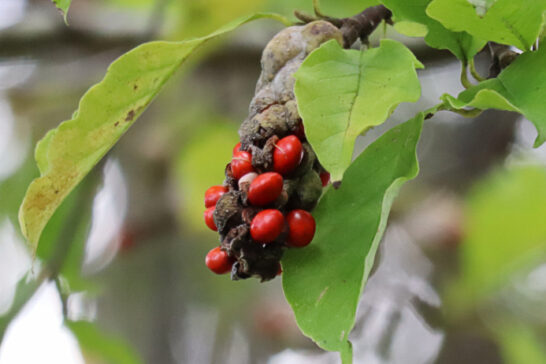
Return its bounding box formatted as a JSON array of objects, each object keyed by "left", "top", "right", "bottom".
[
  {"left": 427, "top": 0, "right": 546, "bottom": 50},
  {"left": 18, "top": 13, "right": 288, "bottom": 253},
  {"left": 294, "top": 39, "right": 423, "bottom": 182}
]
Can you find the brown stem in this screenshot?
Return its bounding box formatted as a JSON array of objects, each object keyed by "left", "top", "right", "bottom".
[
  {"left": 295, "top": 5, "right": 393, "bottom": 48},
  {"left": 339, "top": 5, "right": 393, "bottom": 48},
  {"left": 488, "top": 42, "right": 519, "bottom": 78}
]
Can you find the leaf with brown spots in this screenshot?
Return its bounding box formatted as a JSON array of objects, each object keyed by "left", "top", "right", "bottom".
[{"left": 18, "top": 13, "right": 290, "bottom": 253}]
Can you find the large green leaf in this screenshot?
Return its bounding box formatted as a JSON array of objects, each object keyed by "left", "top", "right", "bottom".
[
  {"left": 381, "top": 0, "right": 486, "bottom": 62},
  {"left": 442, "top": 45, "right": 546, "bottom": 146},
  {"left": 426, "top": 0, "right": 546, "bottom": 50},
  {"left": 446, "top": 166, "right": 546, "bottom": 312},
  {"left": 282, "top": 114, "right": 423, "bottom": 363},
  {"left": 18, "top": 13, "right": 288, "bottom": 253},
  {"left": 294, "top": 39, "right": 422, "bottom": 183},
  {"left": 67, "top": 320, "right": 143, "bottom": 364}
]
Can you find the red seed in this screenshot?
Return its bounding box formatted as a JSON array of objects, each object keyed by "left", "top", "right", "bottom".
[
  {"left": 250, "top": 209, "right": 284, "bottom": 243},
  {"left": 204, "top": 185, "right": 228, "bottom": 208},
  {"left": 273, "top": 135, "right": 303, "bottom": 175},
  {"left": 231, "top": 151, "right": 254, "bottom": 180},
  {"left": 233, "top": 142, "right": 242, "bottom": 155},
  {"left": 205, "top": 247, "right": 233, "bottom": 274},
  {"left": 248, "top": 172, "right": 283, "bottom": 206},
  {"left": 320, "top": 172, "right": 330, "bottom": 187},
  {"left": 294, "top": 121, "right": 306, "bottom": 140},
  {"left": 286, "top": 209, "right": 316, "bottom": 247},
  {"left": 204, "top": 207, "right": 217, "bottom": 231}
]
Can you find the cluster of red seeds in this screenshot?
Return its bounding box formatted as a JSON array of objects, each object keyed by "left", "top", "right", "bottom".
[
  {"left": 197, "top": 20, "right": 342, "bottom": 281},
  {"left": 204, "top": 134, "right": 330, "bottom": 276}
]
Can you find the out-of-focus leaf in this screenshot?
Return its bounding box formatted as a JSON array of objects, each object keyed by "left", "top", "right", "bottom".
[
  {"left": 442, "top": 45, "right": 546, "bottom": 146},
  {"left": 267, "top": 0, "right": 381, "bottom": 19},
  {"left": 0, "top": 274, "right": 42, "bottom": 344},
  {"left": 172, "top": 0, "right": 266, "bottom": 39},
  {"left": 18, "top": 13, "right": 289, "bottom": 254},
  {"left": 67, "top": 320, "right": 144, "bottom": 364},
  {"left": 447, "top": 166, "right": 546, "bottom": 311},
  {"left": 426, "top": 0, "right": 546, "bottom": 50},
  {"left": 51, "top": 0, "right": 71, "bottom": 22},
  {"left": 294, "top": 39, "right": 422, "bottom": 182},
  {"left": 497, "top": 322, "right": 546, "bottom": 364},
  {"left": 283, "top": 114, "right": 423, "bottom": 363},
  {"left": 36, "top": 176, "right": 95, "bottom": 293},
  {"left": 174, "top": 121, "right": 238, "bottom": 234},
  {"left": 0, "top": 156, "right": 38, "bottom": 223},
  {"left": 382, "top": 0, "right": 486, "bottom": 62}
]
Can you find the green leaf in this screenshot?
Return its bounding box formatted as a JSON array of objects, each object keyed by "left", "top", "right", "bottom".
[
  {"left": 51, "top": 0, "right": 71, "bottom": 23},
  {"left": 0, "top": 274, "right": 42, "bottom": 345},
  {"left": 294, "top": 39, "right": 423, "bottom": 182},
  {"left": 382, "top": 0, "right": 487, "bottom": 62},
  {"left": 18, "top": 13, "right": 288, "bottom": 254},
  {"left": 446, "top": 166, "right": 546, "bottom": 311},
  {"left": 442, "top": 45, "right": 546, "bottom": 146},
  {"left": 426, "top": 0, "right": 546, "bottom": 50},
  {"left": 36, "top": 174, "right": 95, "bottom": 292},
  {"left": 67, "top": 320, "right": 144, "bottom": 364},
  {"left": 282, "top": 114, "right": 423, "bottom": 362},
  {"left": 497, "top": 322, "right": 546, "bottom": 364}
]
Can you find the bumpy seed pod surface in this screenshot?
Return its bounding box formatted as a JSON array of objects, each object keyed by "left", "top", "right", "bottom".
[{"left": 206, "top": 21, "right": 343, "bottom": 282}]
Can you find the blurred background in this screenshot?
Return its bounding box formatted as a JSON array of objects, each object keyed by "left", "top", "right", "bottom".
[{"left": 0, "top": 0, "right": 545, "bottom": 363}]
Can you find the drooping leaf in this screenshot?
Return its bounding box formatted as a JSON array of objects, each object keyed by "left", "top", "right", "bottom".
[
  {"left": 67, "top": 320, "right": 144, "bottom": 364},
  {"left": 18, "top": 13, "right": 289, "bottom": 254},
  {"left": 381, "top": 0, "right": 486, "bottom": 62},
  {"left": 282, "top": 114, "right": 423, "bottom": 362},
  {"left": 51, "top": 0, "right": 71, "bottom": 23},
  {"left": 426, "top": 0, "right": 546, "bottom": 50},
  {"left": 442, "top": 45, "right": 546, "bottom": 146},
  {"left": 294, "top": 39, "right": 423, "bottom": 182},
  {"left": 446, "top": 166, "right": 546, "bottom": 311}
]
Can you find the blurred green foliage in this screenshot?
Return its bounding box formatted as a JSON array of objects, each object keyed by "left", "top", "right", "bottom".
[
  {"left": 67, "top": 320, "right": 144, "bottom": 364},
  {"left": 174, "top": 120, "right": 238, "bottom": 234},
  {"left": 447, "top": 166, "right": 546, "bottom": 309}
]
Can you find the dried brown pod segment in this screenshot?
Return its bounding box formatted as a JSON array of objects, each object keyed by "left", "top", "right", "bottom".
[
  {"left": 222, "top": 224, "right": 249, "bottom": 255},
  {"left": 232, "top": 241, "right": 284, "bottom": 281},
  {"left": 213, "top": 21, "right": 342, "bottom": 281},
  {"left": 247, "top": 135, "right": 279, "bottom": 171},
  {"left": 213, "top": 191, "right": 243, "bottom": 234}
]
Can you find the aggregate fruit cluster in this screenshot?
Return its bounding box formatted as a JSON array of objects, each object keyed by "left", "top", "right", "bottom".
[{"left": 203, "top": 21, "right": 343, "bottom": 281}]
